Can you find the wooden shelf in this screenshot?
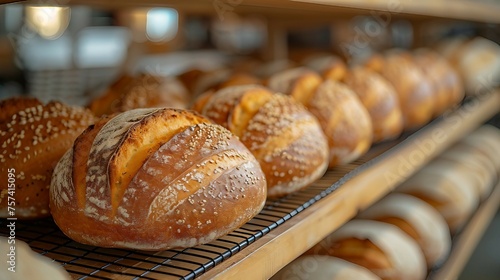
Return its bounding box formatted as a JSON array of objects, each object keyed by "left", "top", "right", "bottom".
[
  {"left": 428, "top": 181, "right": 500, "bottom": 280},
  {"left": 2, "top": 0, "right": 500, "bottom": 23},
  {"left": 198, "top": 91, "right": 500, "bottom": 280}
]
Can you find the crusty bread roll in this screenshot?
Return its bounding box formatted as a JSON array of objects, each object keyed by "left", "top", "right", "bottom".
[
  {"left": 89, "top": 74, "right": 190, "bottom": 117},
  {"left": 302, "top": 54, "right": 347, "bottom": 81},
  {"left": 267, "top": 68, "right": 373, "bottom": 167},
  {"left": 308, "top": 220, "right": 427, "bottom": 280},
  {"left": 193, "top": 85, "right": 329, "bottom": 197},
  {"left": 438, "top": 144, "right": 497, "bottom": 200},
  {"left": 358, "top": 193, "right": 451, "bottom": 267},
  {"left": 216, "top": 72, "right": 261, "bottom": 90},
  {"left": 308, "top": 80, "right": 373, "bottom": 167},
  {"left": 267, "top": 67, "right": 323, "bottom": 106},
  {"left": 461, "top": 125, "right": 500, "bottom": 172},
  {"left": 49, "top": 108, "right": 267, "bottom": 250},
  {"left": 0, "top": 98, "right": 94, "bottom": 219},
  {"left": 413, "top": 49, "right": 464, "bottom": 116},
  {"left": 438, "top": 37, "right": 500, "bottom": 95},
  {"left": 365, "top": 50, "right": 435, "bottom": 130},
  {"left": 395, "top": 162, "right": 479, "bottom": 233},
  {"left": 271, "top": 255, "right": 381, "bottom": 280},
  {"left": 343, "top": 67, "right": 404, "bottom": 142},
  {"left": 0, "top": 237, "right": 70, "bottom": 280}
]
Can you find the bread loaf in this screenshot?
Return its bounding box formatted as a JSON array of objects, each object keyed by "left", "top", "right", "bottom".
[
  {"left": 308, "top": 220, "right": 427, "bottom": 280},
  {"left": 413, "top": 49, "right": 464, "bottom": 116},
  {"left": 193, "top": 85, "right": 329, "bottom": 197},
  {"left": 365, "top": 50, "right": 435, "bottom": 130},
  {"left": 461, "top": 125, "right": 500, "bottom": 172},
  {"left": 358, "top": 193, "right": 451, "bottom": 267},
  {"left": 343, "top": 67, "right": 404, "bottom": 142},
  {"left": 437, "top": 144, "right": 496, "bottom": 200},
  {"left": 0, "top": 98, "right": 94, "bottom": 219},
  {"left": 267, "top": 67, "right": 323, "bottom": 106},
  {"left": 49, "top": 108, "right": 267, "bottom": 250},
  {"left": 302, "top": 54, "right": 347, "bottom": 81},
  {"left": 395, "top": 163, "right": 479, "bottom": 233},
  {"left": 0, "top": 237, "right": 70, "bottom": 280},
  {"left": 89, "top": 74, "right": 190, "bottom": 117},
  {"left": 271, "top": 256, "right": 381, "bottom": 280},
  {"left": 438, "top": 37, "right": 500, "bottom": 95},
  {"left": 268, "top": 68, "right": 373, "bottom": 167},
  {"left": 308, "top": 80, "right": 373, "bottom": 167}
]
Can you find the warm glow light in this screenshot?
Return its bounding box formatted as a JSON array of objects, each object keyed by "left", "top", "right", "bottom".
[
  {"left": 25, "top": 6, "right": 71, "bottom": 39},
  {"left": 146, "top": 8, "right": 178, "bottom": 42}
]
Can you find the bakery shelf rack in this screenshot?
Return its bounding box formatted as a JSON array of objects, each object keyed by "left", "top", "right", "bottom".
[
  {"left": 1, "top": 91, "right": 499, "bottom": 280},
  {"left": 1, "top": 0, "right": 500, "bottom": 279}
]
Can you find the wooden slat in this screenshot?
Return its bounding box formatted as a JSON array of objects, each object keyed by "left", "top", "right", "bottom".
[
  {"left": 0, "top": 0, "right": 500, "bottom": 23},
  {"left": 428, "top": 181, "right": 500, "bottom": 280},
  {"left": 10, "top": 0, "right": 500, "bottom": 24},
  {"left": 198, "top": 91, "right": 500, "bottom": 280}
]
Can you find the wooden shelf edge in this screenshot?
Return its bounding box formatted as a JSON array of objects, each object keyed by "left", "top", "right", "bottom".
[
  {"left": 428, "top": 181, "right": 500, "bottom": 280},
  {"left": 5, "top": 0, "right": 500, "bottom": 24},
  {"left": 198, "top": 91, "right": 500, "bottom": 280}
]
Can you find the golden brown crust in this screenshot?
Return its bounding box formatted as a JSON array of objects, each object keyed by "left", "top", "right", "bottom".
[
  {"left": 267, "top": 67, "right": 323, "bottom": 107},
  {"left": 309, "top": 80, "right": 373, "bottom": 167},
  {"left": 413, "top": 49, "right": 464, "bottom": 116},
  {"left": 89, "top": 74, "right": 190, "bottom": 117},
  {"left": 343, "top": 67, "right": 404, "bottom": 142},
  {"left": 0, "top": 98, "right": 95, "bottom": 218},
  {"left": 193, "top": 85, "right": 329, "bottom": 197},
  {"left": 365, "top": 51, "right": 435, "bottom": 130},
  {"left": 302, "top": 54, "right": 347, "bottom": 81},
  {"left": 50, "top": 108, "right": 267, "bottom": 250},
  {"left": 216, "top": 73, "right": 261, "bottom": 90}
]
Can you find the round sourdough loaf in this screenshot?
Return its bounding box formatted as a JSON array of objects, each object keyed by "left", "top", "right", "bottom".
[
  {"left": 89, "top": 74, "right": 190, "bottom": 117},
  {"left": 49, "top": 108, "right": 267, "bottom": 250},
  {"left": 267, "top": 68, "right": 373, "bottom": 168},
  {"left": 359, "top": 193, "right": 451, "bottom": 268},
  {"left": 0, "top": 98, "right": 94, "bottom": 219},
  {"left": 308, "top": 220, "right": 427, "bottom": 280},
  {"left": 343, "top": 67, "right": 404, "bottom": 142},
  {"left": 271, "top": 255, "right": 381, "bottom": 280},
  {"left": 193, "top": 85, "right": 329, "bottom": 197}
]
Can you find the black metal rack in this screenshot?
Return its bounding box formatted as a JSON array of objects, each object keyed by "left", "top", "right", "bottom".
[{"left": 0, "top": 138, "right": 401, "bottom": 280}]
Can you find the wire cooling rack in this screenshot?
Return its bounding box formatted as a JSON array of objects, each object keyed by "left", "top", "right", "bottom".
[{"left": 0, "top": 137, "right": 403, "bottom": 280}]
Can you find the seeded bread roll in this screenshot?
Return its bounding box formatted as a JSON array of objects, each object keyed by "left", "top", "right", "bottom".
[
  {"left": 365, "top": 50, "right": 435, "bottom": 130},
  {"left": 0, "top": 237, "right": 70, "bottom": 280},
  {"left": 271, "top": 256, "right": 381, "bottom": 280},
  {"left": 0, "top": 98, "right": 94, "bottom": 219},
  {"left": 359, "top": 193, "right": 451, "bottom": 267},
  {"left": 49, "top": 108, "right": 267, "bottom": 250},
  {"left": 343, "top": 67, "right": 404, "bottom": 142},
  {"left": 193, "top": 85, "right": 329, "bottom": 197},
  {"left": 89, "top": 74, "right": 190, "bottom": 117},
  {"left": 308, "top": 220, "right": 427, "bottom": 280},
  {"left": 395, "top": 162, "right": 479, "bottom": 233}
]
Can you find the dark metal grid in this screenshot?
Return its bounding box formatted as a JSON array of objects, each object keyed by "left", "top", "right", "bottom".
[{"left": 0, "top": 128, "right": 420, "bottom": 279}]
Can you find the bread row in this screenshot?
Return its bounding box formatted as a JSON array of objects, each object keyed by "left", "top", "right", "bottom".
[
  {"left": 0, "top": 43, "right": 491, "bottom": 253},
  {"left": 273, "top": 125, "right": 500, "bottom": 280}
]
